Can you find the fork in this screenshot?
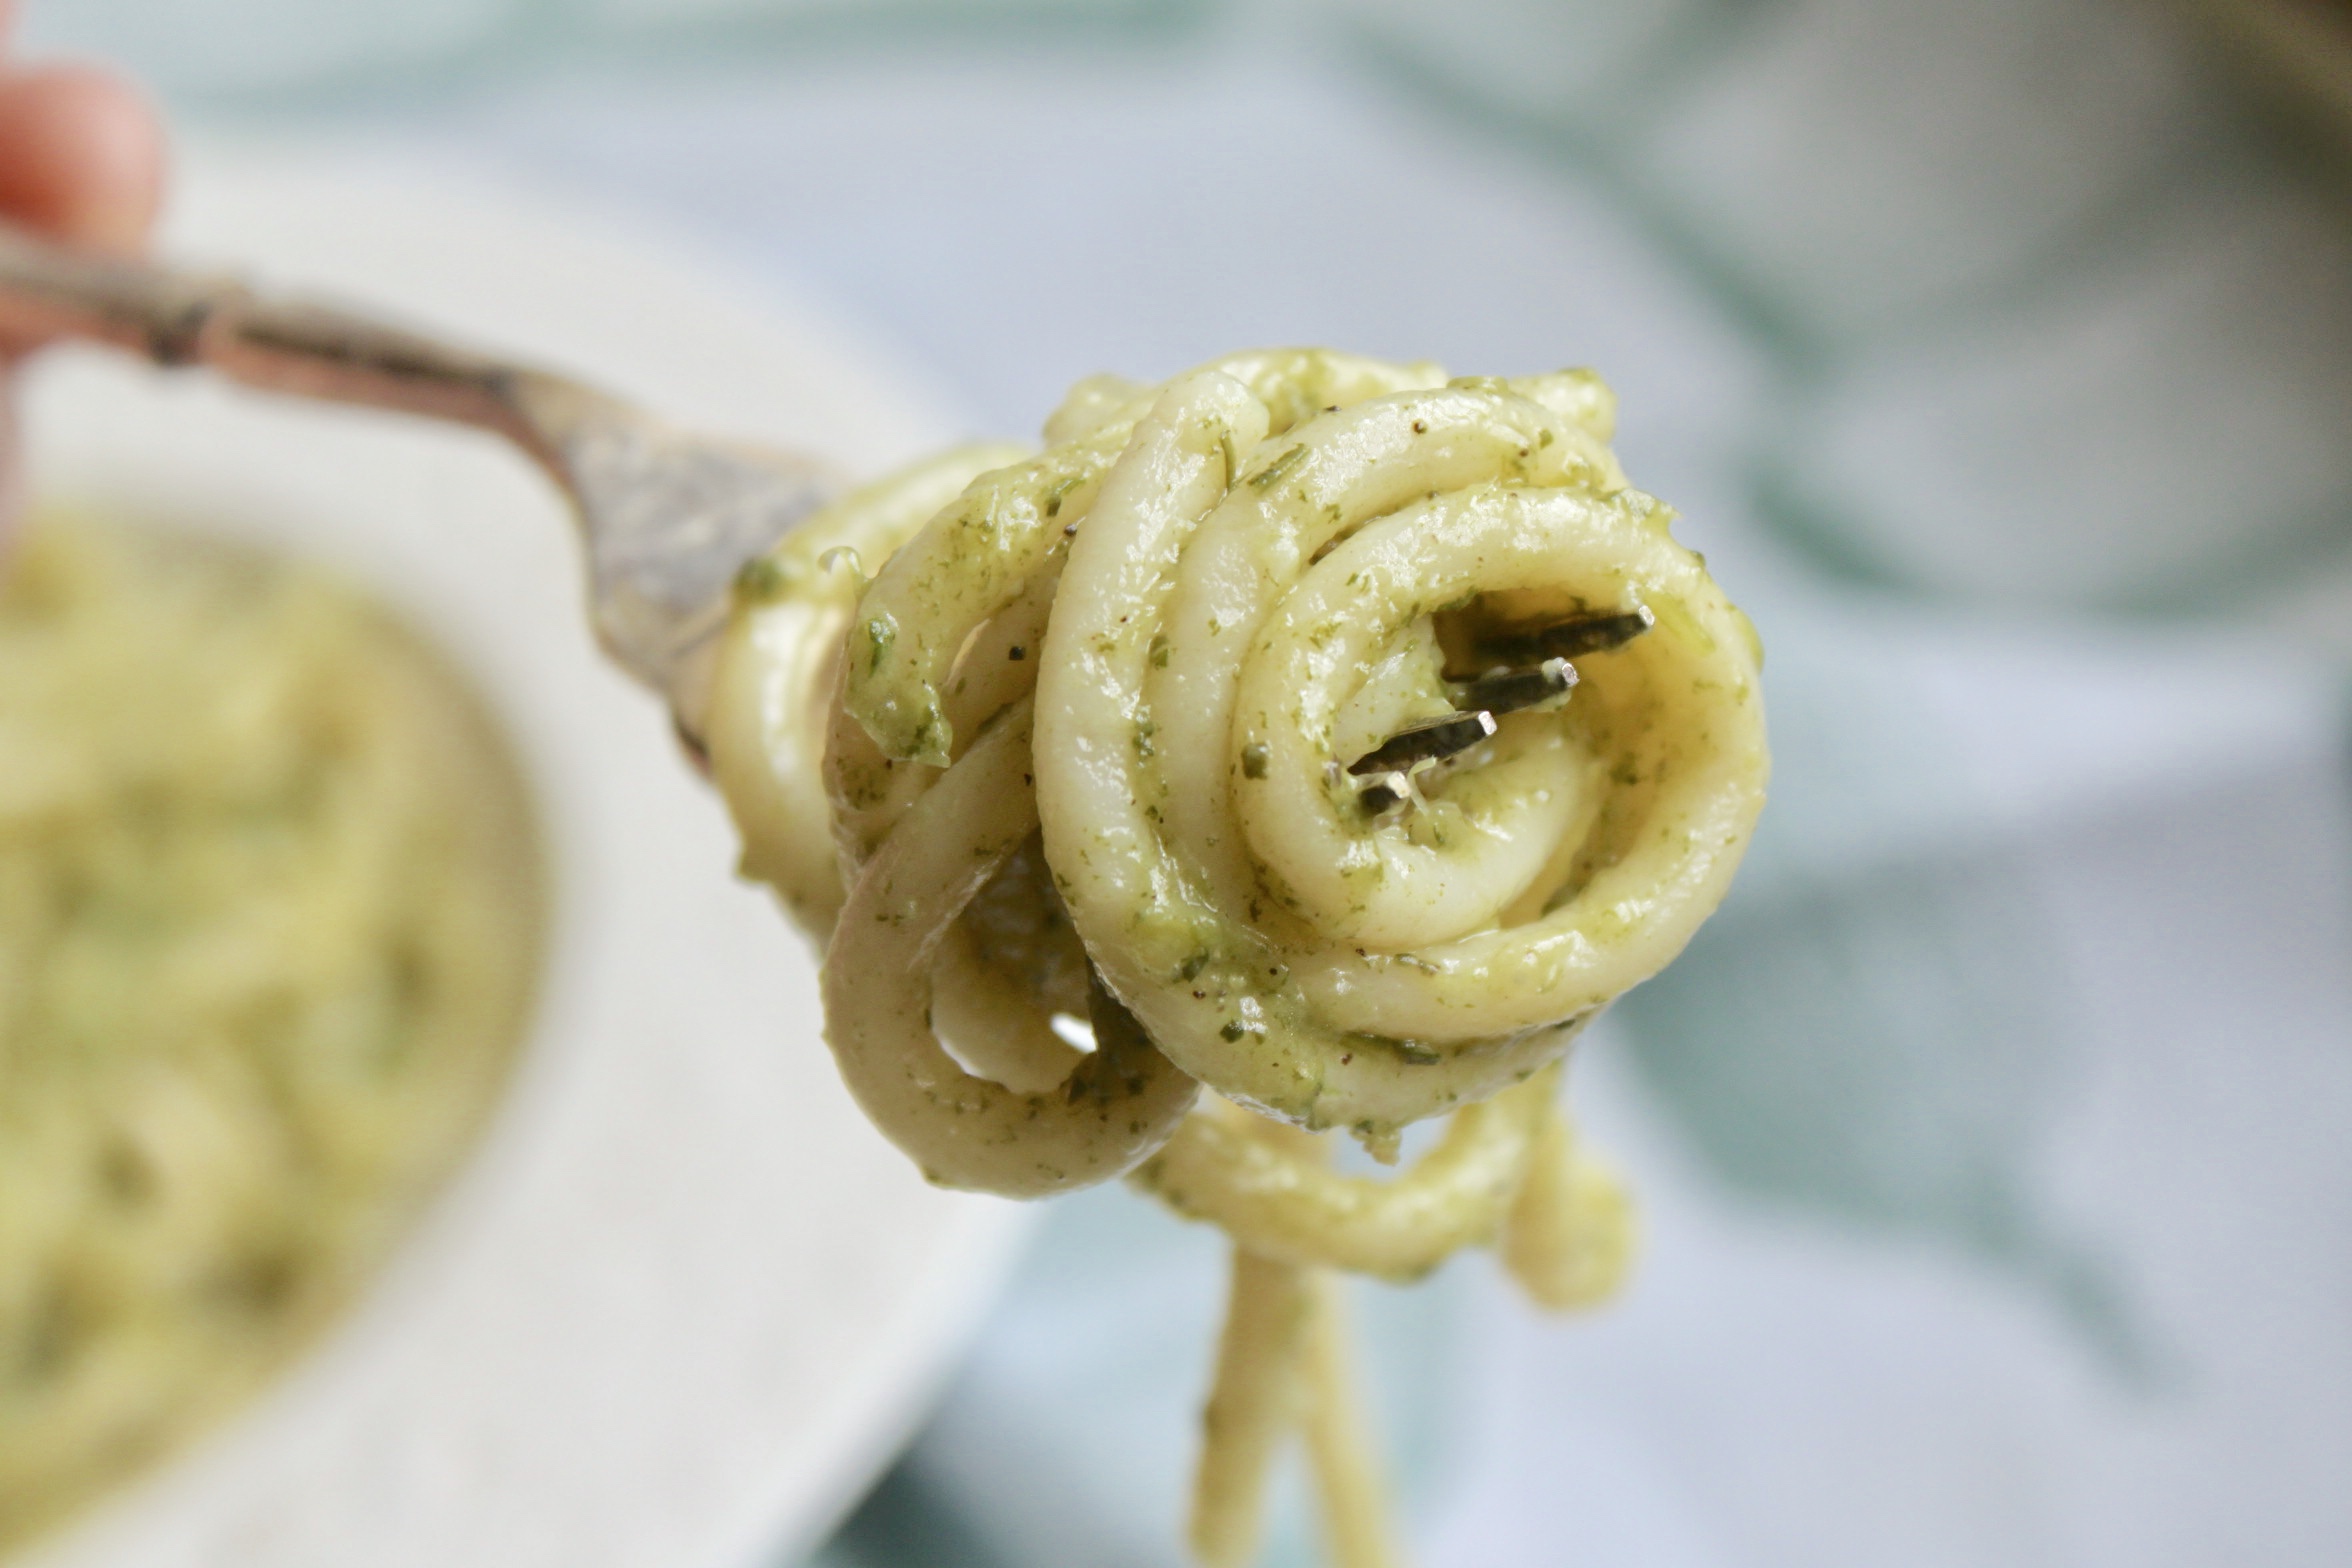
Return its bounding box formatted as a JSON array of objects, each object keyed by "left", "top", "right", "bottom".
[{"left": 0, "top": 221, "right": 842, "bottom": 740}]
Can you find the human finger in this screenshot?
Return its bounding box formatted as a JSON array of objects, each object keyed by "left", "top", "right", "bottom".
[{"left": 0, "top": 63, "right": 164, "bottom": 254}]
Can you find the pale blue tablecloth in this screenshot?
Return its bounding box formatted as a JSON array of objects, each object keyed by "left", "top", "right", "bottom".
[{"left": 30, "top": 2, "right": 2352, "bottom": 1563}]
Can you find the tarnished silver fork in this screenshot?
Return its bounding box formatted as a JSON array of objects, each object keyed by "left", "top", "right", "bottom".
[{"left": 0, "top": 221, "right": 841, "bottom": 740}]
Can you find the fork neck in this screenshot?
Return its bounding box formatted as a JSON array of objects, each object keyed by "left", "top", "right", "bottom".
[{"left": 0, "top": 220, "right": 605, "bottom": 473}]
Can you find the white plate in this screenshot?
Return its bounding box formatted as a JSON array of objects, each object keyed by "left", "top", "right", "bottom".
[{"left": 15, "top": 145, "right": 1027, "bottom": 1568}]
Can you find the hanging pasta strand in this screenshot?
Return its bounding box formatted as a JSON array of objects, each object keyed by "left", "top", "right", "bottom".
[
  {"left": 1502, "top": 1106, "right": 1639, "bottom": 1311},
  {"left": 1188, "top": 1114, "right": 1412, "bottom": 1568},
  {"left": 704, "top": 349, "right": 1768, "bottom": 1568},
  {"left": 1300, "top": 1272, "right": 1404, "bottom": 1568},
  {"left": 1193, "top": 1245, "right": 1316, "bottom": 1568}
]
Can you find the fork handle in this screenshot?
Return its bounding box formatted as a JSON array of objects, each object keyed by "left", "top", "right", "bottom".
[{"left": 0, "top": 219, "right": 578, "bottom": 464}]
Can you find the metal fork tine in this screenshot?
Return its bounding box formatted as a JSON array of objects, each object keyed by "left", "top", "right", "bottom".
[
  {"left": 1348, "top": 605, "right": 1654, "bottom": 802},
  {"left": 1347, "top": 711, "right": 1496, "bottom": 776},
  {"left": 1451, "top": 657, "right": 1575, "bottom": 718},
  {"left": 1471, "top": 605, "right": 1654, "bottom": 668},
  {"left": 1355, "top": 772, "right": 1414, "bottom": 816}
]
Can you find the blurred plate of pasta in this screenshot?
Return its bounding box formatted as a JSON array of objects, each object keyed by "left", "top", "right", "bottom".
[{"left": 5, "top": 142, "right": 1026, "bottom": 1568}]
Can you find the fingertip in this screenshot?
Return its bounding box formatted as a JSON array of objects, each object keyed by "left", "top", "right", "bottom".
[{"left": 0, "top": 63, "right": 164, "bottom": 254}]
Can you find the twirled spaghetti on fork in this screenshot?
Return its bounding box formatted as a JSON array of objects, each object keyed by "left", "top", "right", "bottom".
[{"left": 703, "top": 349, "right": 1767, "bottom": 1568}]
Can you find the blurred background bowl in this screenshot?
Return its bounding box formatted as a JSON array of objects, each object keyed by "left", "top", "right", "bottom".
[{"left": 11, "top": 144, "right": 1027, "bottom": 1568}]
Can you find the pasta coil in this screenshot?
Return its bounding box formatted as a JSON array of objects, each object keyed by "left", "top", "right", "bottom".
[{"left": 705, "top": 349, "right": 1767, "bottom": 1567}]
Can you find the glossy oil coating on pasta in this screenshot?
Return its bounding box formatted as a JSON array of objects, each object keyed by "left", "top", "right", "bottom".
[{"left": 707, "top": 350, "right": 1767, "bottom": 1568}]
